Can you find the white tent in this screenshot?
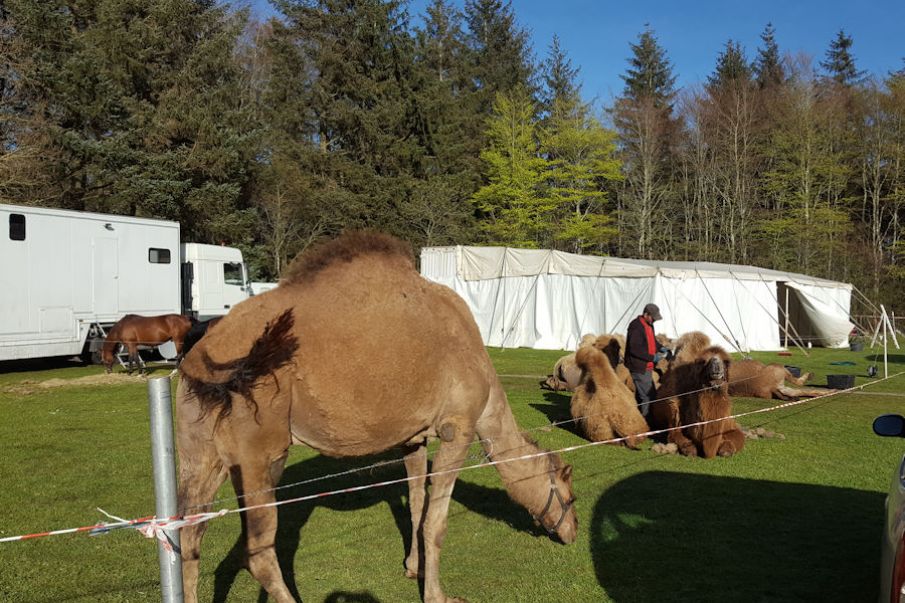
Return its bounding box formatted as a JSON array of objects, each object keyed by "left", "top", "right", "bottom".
[{"left": 420, "top": 246, "right": 855, "bottom": 352}]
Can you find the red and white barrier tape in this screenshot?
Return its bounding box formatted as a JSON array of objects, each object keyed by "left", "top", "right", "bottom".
[{"left": 2, "top": 370, "right": 901, "bottom": 545}]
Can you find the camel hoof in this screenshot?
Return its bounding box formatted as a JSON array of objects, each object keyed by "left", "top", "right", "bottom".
[
  {"left": 679, "top": 444, "right": 697, "bottom": 457},
  {"left": 718, "top": 443, "right": 736, "bottom": 457},
  {"left": 404, "top": 567, "right": 421, "bottom": 580}
]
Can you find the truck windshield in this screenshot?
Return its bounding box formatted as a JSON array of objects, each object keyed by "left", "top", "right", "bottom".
[{"left": 224, "top": 262, "right": 244, "bottom": 286}]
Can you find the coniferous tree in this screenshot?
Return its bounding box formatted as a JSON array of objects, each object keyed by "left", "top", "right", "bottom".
[
  {"left": 612, "top": 27, "right": 679, "bottom": 257},
  {"left": 708, "top": 40, "right": 753, "bottom": 90},
  {"left": 821, "top": 29, "right": 865, "bottom": 86},
  {"left": 541, "top": 35, "right": 580, "bottom": 116},
  {"left": 753, "top": 24, "right": 784, "bottom": 89},
  {"left": 620, "top": 26, "right": 676, "bottom": 108},
  {"left": 464, "top": 0, "right": 534, "bottom": 108},
  {"left": 0, "top": 0, "right": 258, "bottom": 244}
]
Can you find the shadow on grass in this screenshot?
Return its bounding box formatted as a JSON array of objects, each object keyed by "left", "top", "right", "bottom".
[
  {"left": 211, "top": 451, "right": 558, "bottom": 602},
  {"left": 0, "top": 356, "right": 85, "bottom": 374},
  {"left": 591, "top": 471, "right": 883, "bottom": 602},
  {"left": 530, "top": 391, "right": 582, "bottom": 437}
]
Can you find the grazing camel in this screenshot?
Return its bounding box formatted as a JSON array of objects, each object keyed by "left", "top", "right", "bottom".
[
  {"left": 570, "top": 335, "right": 649, "bottom": 448},
  {"left": 650, "top": 332, "right": 746, "bottom": 459},
  {"left": 728, "top": 359, "right": 832, "bottom": 400},
  {"left": 176, "top": 231, "right": 577, "bottom": 603}
]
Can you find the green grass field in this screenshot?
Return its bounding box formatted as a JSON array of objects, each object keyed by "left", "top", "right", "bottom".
[{"left": 0, "top": 345, "right": 903, "bottom": 602}]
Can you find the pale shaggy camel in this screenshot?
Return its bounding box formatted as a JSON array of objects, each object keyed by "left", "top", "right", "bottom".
[
  {"left": 728, "top": 359, "right": 831, "bottom": 400},
  {"left": 570, "top": 335, "right": 649, "bottom": 448},
  {"left": 541, "top": 334, "right": 635, "bottom": 392},
  {"left": 176, "top": 231, "right": 577, "bottom": 603},
  {"left": 650, "top": 335, "right": 745, "bottom": 458}
]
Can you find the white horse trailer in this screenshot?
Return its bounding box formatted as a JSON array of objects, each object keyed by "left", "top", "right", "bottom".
[{"left": 0, "top": 204, "right": 251, "bottom": 362}]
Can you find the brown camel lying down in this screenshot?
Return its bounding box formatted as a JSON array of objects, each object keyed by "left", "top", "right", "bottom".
[
  {"left": 541, "top": 333, "right": 638, "bottom": 392},
  {"left": 570, "top": 335, "right": 649, "bottom": 448},
  {"left": 650, "top": 333, "right": 745, "bottom": 458},
  {"left": 728, "top": 359, "right": 832, "bottom": 400}
]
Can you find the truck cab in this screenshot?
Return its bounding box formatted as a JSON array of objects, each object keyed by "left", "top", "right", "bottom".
[{"left": 180, "top": 243, "right": 251, "bottom": 320}]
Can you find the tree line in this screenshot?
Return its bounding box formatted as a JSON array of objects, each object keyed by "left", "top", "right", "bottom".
[{"left": 2, "top": 1, "right": 904, "bottom": 311}]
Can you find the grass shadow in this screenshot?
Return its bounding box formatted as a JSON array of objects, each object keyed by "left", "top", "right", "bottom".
[
  {"left": 530, "top": 391, "right": 581, "bottom": 437},
  {"left": 590, "top": 471, "right": 883, "bottom": 602},
  {"left": 212, "top": 452, "right": 411, "bottom": 603}
]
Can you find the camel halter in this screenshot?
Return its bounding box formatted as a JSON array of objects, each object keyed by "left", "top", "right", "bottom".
[{"left": 534, "top": 470, "right": 572, "bottom": 536}]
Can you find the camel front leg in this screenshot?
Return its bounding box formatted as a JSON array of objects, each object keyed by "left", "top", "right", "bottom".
[
  {"left": 177, "top": 442, "right": 228, "bottom": 603},
  {"left": 403, "top": 444, "right": 428, "bottom": 579},
  {"left": 421, "top": 421, "right": 474, "bottom": 603}
]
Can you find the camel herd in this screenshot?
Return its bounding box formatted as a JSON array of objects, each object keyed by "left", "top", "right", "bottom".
[{"left": 542, "top": 330, "right": 835, "bottom": 458}]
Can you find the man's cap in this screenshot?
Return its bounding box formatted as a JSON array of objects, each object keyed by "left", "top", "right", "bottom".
[{"left": 643, "top": 303, "right": 662, "bottom": 321}]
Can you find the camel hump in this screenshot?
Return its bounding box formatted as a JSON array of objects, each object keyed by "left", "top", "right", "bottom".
[
  {"left": 282, "top": 230, "right": 414, "bottom": 285},
  {"left": 180, "top": 309, "right": 299, "bottom": 421}
]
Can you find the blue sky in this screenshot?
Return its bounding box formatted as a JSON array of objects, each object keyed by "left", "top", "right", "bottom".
[{"left": 246, "top": 0, "right": 905, "bottom": 106}]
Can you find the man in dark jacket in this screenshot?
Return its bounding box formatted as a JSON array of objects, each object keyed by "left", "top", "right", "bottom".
[{"left": 625, "top": 303, "right": 667, "bottom": 417}]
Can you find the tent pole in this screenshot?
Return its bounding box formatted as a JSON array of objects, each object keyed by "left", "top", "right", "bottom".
[
  {"left": 696, "top": 269, "right": 745, "bottom": 354},
  {"left": 882, "top": 304, "right": 889, "bottom": 378},
  {"left": 870, "top": 313, "right": 883, "bottom": 348},
  {"left": 884, "top": 307, "right": 900, "bottom": 350},
  {"left": 784, "top": 288, "right": 790, "bottom": 348}
]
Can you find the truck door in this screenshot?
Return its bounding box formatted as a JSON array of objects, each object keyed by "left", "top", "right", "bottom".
[
  {"left": 92, "top": 238, "right": 119, "bottom": 316},
  {"left": 222, "top": 261, "right": 247, "bottom": 311}
]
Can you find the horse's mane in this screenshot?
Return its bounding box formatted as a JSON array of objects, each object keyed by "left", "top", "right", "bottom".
[{"left": 281, "top": 230, "right": 414, "bottom": 286}]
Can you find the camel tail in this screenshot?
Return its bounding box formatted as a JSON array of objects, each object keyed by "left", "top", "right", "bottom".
[{"left": 182, "top": 309, "right": 298, "bottom": 422}]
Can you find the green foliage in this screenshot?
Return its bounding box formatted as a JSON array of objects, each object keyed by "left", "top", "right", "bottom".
[{"left": 471, "top": 88, "right": 548, "bottom": 246}]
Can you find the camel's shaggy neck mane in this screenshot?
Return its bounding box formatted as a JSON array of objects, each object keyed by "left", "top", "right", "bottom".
[{"left": 282, "top": 230, "right": 414, "bottom": 285}]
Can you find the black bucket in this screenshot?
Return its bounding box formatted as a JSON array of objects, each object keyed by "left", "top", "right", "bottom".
[
  {"left": 784, "top": 365, "right": 801, "bottom": 378},
  {"left": 827, "top": 374, "right": 855, "bottom": 389},
  {"left": 850, "top": 341, "right": 864, "bottom": 352}
]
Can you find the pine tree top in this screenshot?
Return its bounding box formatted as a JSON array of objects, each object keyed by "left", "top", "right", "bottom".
[
  {"left": 708, "top": 39, "right": 752, "bottom": 90},
  {"left": 620, "top": 27, "right": 676, "bottom": 106},
  {"left": 820, "top": 29, "right": 865, "bottom": 86},
  {"left": 753, "top": 23, "right": 784, "bottom": 88}
]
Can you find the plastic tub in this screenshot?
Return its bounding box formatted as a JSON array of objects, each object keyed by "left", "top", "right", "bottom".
[
  {"left": 827, "top": 374, "right": 855, "bottom": 389},
  {"left": 784, "top": 366, "right": 801, "bottom": 378}
]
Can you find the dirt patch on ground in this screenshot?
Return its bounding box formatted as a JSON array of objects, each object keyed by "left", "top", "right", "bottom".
[{"left": 2, "top": 372, "right": 158, "bottom": 395}]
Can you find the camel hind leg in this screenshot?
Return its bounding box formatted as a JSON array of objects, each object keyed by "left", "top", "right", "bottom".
[
  {"left": 229, "top": 454, "right": 293, "bottom": 603},
  {"left": 777, "top": 385, "right": 831, "bottom": 399}
]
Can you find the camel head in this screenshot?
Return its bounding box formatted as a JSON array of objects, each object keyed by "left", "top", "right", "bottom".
[
  {"left": 590, "top": 335, "right": 622, "bottom": 370},
  {"left": 533, "top": 457, "right": 578, "bottom": 545},
  {"left": 700, "top": 346, "right": 731, "bottom": 386}
]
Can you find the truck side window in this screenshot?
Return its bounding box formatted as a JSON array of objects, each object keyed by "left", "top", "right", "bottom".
[
  {"left": 149, "top": 248, "right": 171, "bottom": 264},
  {"left": 9, "top": 214, "right": 25, "bottom": 241},
  {"left": 224, "top": 262, "right": 243, "bottom": 286}
]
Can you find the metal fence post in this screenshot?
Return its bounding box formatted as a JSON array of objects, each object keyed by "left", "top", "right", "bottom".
[{"left": 148, "top": 376, "right": 184, "bottom": 603}]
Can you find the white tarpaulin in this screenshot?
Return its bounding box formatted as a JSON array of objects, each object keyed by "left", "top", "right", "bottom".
[{"left": 420, "top": 246, "right": 854, "bottom": 351}]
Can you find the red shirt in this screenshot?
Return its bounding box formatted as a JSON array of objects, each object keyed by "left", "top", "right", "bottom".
[{"left": 640, "top": 316, "right": 656, "bottom": 370}]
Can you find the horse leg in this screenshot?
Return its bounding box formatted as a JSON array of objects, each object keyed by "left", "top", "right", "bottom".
[
  {"left": 403, "top": 443, "right": 428, "bottom": 579},
  {"left": 421, "top": 420, "right": 474, "bottom": 603},
  {"left": 177, "top": 435, "right": 228, "bottom": 603},
  {"left": 230, "top": 455, "right": 295, "bottom": 603}
]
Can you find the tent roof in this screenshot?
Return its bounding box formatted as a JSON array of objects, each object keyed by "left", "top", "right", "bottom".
[{"left": 424, "top": 246, "right": 852, "bottom": 290}]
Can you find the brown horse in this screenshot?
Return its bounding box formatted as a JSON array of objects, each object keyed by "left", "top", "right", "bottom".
[
  {"left": 176, "top": 231, "right": 578, "bottom": 603},
  {"left": 101, "top": 313, "right": 194, "bottom": 374}
]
